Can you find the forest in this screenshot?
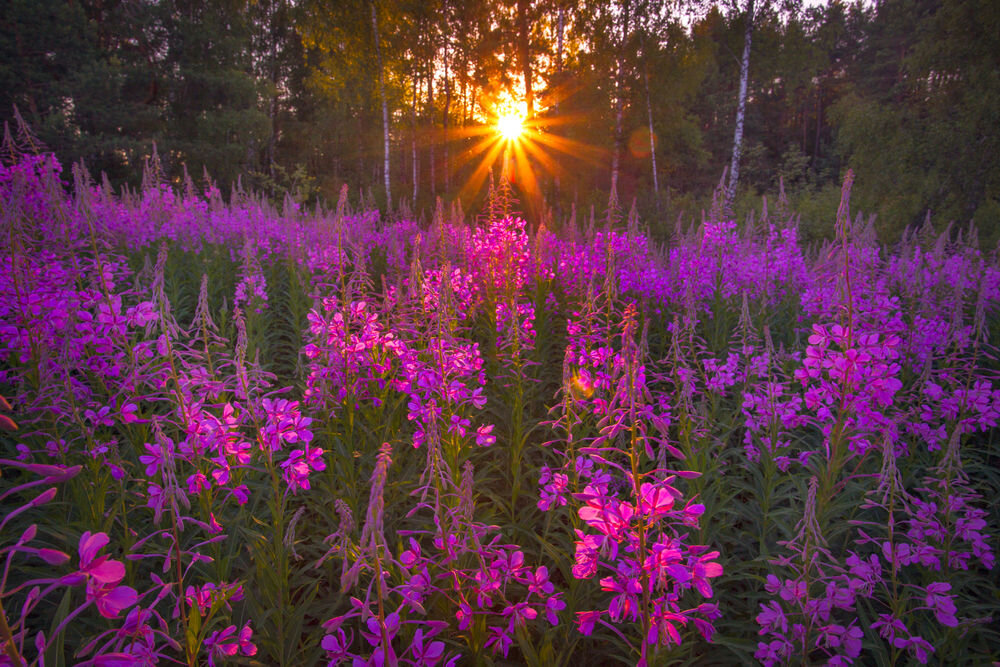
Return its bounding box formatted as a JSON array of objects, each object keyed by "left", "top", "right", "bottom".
[{"left": 2, "top": 0, "right": 998, "bottom": 243}]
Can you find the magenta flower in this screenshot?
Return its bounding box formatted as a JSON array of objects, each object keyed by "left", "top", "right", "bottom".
[
  {"left": 456, "top": 600, "right": 474, "bottom": 631},
  {"left": 690, "top": 551, "right": 723, "bottom": 597},
  {"left": 205, "top": 623, "right": 256, "bottom": 666},
  {"left": 756, "top": 601, "right": 787, "bottom": 635},
  {"left": 360, "top": 611, "right": 400, "bottom": 648},
  {"left": 502, "top": 601, "right": 538, "bottom": 631},
  {"left": 523, "top": 565, "right": 554, "bottom": 596},
  {"left": 600, "top": 572, "right": 643, "bottom": 622},
  {"left": 577, "top": 486, "right": 635, "bottom": 540},
  {"left": 322, "top": 628, "right": 351, "bottom": 662},
  {"left": 409, "top": 628, "right": 445, "bottom": 665},
  {"left": 484, "top": 625, "right": 513, "bottom": 658},
  {"left": 575, "top": 610, "right": 602, "bottom": 636},
  {"left": 400, "top": 537, "right": 422, "bottom": 568},
  {"left": 545, "top": 595, "right": 566, "bottom": 625},
  {"left": 138, "top": 442, "right": 167, "bottom": 477},
  {"left": 87, "top": 577, "right": 138, "bottom": 619},
  {"left": 186, "top": 584, "right": 213, "bottom": 615},
  {"left": 923, "top": 582, "right": 958, "bottom": 627},
  {"left": 637, "top": 482, "right": 676, "bottom": 520},
  {"left": 78, "top": 531, "right": 125, "bottom": 585},
  {"left": 77, "top": 532, "right": 136, "bottom": 618},
  {"left": 475, "top": 423, "right": 496, "bottom": 447},
  {"left": 186, "top": 471, "right": 209, "bottom": 495}
]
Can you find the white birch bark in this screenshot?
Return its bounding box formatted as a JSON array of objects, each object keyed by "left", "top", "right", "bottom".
[
  {"left": 725, "top": 0, "right": 755, "bottom": 214},
  {"left": 644, "top": 66, "right": 658, "bottom": 197},
  {"left": 371, "top": 0, "right": 391, "bottom": 208}
]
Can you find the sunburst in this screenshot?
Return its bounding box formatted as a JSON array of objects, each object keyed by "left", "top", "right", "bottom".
[
  {"left": 497, "top": 112, "right": 524, "bottom": 142},
  {"left": 451, "top": 98, "right": 606, "bottom": 210}
]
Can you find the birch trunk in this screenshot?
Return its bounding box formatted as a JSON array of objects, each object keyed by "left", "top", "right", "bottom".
[
  {"left": 443, "top": 41, "right": 451, "bottom": 193},
  {"left": 428, "top": 64, "right": 435, "bottom": 198},
  {"left": 412, "top": 71, "right": 418, "bottom": 204},
  {"left": 610, "top": 0, "right": 629, "bottom": 199},
  {"left": 517, "top": 0, "right": 533, "bottom": 117},
  {"left": 371, "top": 0, "right": 391, "bottom": 208},
  {"left": 554, "top": 5, "right": 564, "bottom": 195},
  {"left": 267, "top": 0, "right": 279, "bottom": 176},
  {"left": 725, "top": 0, "right": 754, "bottom": 214},
  {"left": 644, "top": 65, "right": 658, "bottom": 198},
  {"left": 556, "top": 6, "right": 564, "bottom": 75}
]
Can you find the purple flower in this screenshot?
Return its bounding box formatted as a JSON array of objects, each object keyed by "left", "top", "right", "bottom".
[
  {"left": 205, "top": 623, "right": 254, "bottom": 666},
  {"left": 502, "top": 601, "right": 538, "bottom": 631},
  {"left": 545, "top": 595, "right": 566, "bottom": 625},
  {"left": 756, "top": 601, "right": 787, "bottom": 635},
  {"left": 523, "top": 565, "right": 554, "bottom": 596},
  {"left": 484, "top": 626, "right": 513, "bottom": 658},
  {"left": 409, "top": 628, "right": 445, "bottom": 666},
  {"left": 475, "top": 423, "right": 496, "bottom": 447},
  {"left": 690, "top": 550, "right": 723, "bottom": 597},
  {"left": 361, "top": 611, "right": 400, "bottom": 648},
  {"left": 322, "top": 627, "right": 353, "bottom": 662},
  {"left": 923, "top": 582, "right": 958, "bottom": 627},
  {"left": 575, "top": 610, "right": 602, "bottom": 636}
]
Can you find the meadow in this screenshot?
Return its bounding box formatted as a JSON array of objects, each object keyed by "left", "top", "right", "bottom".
[{"left": 1, "top": 149, "right": 997, "bottom": 666}]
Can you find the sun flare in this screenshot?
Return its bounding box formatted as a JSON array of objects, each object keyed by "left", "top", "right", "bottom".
[
  {"left": 454, "top": 94, "right": 604, "bottom": 207},
  {"left": 496, "top": 113, "right": 524, "bottom": 142}
]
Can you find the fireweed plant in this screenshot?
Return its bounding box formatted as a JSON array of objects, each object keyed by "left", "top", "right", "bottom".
[{"left": 0, "top": 142, "right": 997, "bottom": 666}]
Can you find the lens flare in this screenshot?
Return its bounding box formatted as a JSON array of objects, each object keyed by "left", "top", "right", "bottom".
[{"left": 497, "top": 113, "right": 524, "bottom": 141}]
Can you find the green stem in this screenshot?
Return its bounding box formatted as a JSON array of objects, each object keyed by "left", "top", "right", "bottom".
[{"left": 0, "top": 598, "right": 22, "bottom": 667}]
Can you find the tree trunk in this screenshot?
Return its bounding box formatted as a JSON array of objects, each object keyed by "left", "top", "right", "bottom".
[
  {"left": 725, "top": 0, "right": 754, "bottom": 214},
  {"left": 370, "top": 0, "right": 391, "bottom": 209},
  {"left": 554, "top": 5, "right": 564, "bottom": 196},
  {"left": 428, "top": 63, "right": 436, "bottom": 198},
  {"left": 267, "top": 0, "right": 280, "bottom": 176},
  {"left": 412, "top": 69, "right": 419, "bottom": 204},
  {"left": 644, "top": 65, "right": 658, "bottom": 198},
  {"left": 814, "top": 85, "right": 822, "bottom": 163},
  {"left": 444, "top": 40, "right": 451, "bottom": 193},
  {"left": 556, "top": 6, "right": 564, "bottom": 74},
  {"left": 517, "top": 0, "right": 533, "bottom": 117},
  {"left": 610, "top": 0, "right": 629, "bottom": 199}
]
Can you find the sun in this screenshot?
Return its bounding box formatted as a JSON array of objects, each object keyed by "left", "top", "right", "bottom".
[
  {"left": 452, "top": 93, "right": 605, "bottom": 209},
  {"left": 496, "top": 112, "right": 524, "bottom": 142}
]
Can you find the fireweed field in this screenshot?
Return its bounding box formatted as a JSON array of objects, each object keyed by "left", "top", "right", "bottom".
[{"left": 1, "top": 150, "right": 998, "bottom": 667}]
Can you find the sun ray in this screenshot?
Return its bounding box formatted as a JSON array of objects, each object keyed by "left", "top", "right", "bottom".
[
  {"left": 458, "top": 138, "right": 507, "bottom": 204},
  {"left": 530, "top": 132, "right": 607, "bottom": 164},
  {"left": 518, "top": 137, "right": 575, "bottom": 185},
  {"left": 510, "top": 135, "right": 541, "bottom": 203}
]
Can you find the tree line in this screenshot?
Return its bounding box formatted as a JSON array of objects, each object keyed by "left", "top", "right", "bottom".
[{"left": 2, "top": 0, "right": 997, "bottom": 242}]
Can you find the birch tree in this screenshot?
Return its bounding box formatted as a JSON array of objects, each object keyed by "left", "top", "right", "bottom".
[
  {"left": 370, "top": 0, "right": 391, "bottom": 207},
  {"left": 724, "top": 0, "right": 755, "bottom": 213}
]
